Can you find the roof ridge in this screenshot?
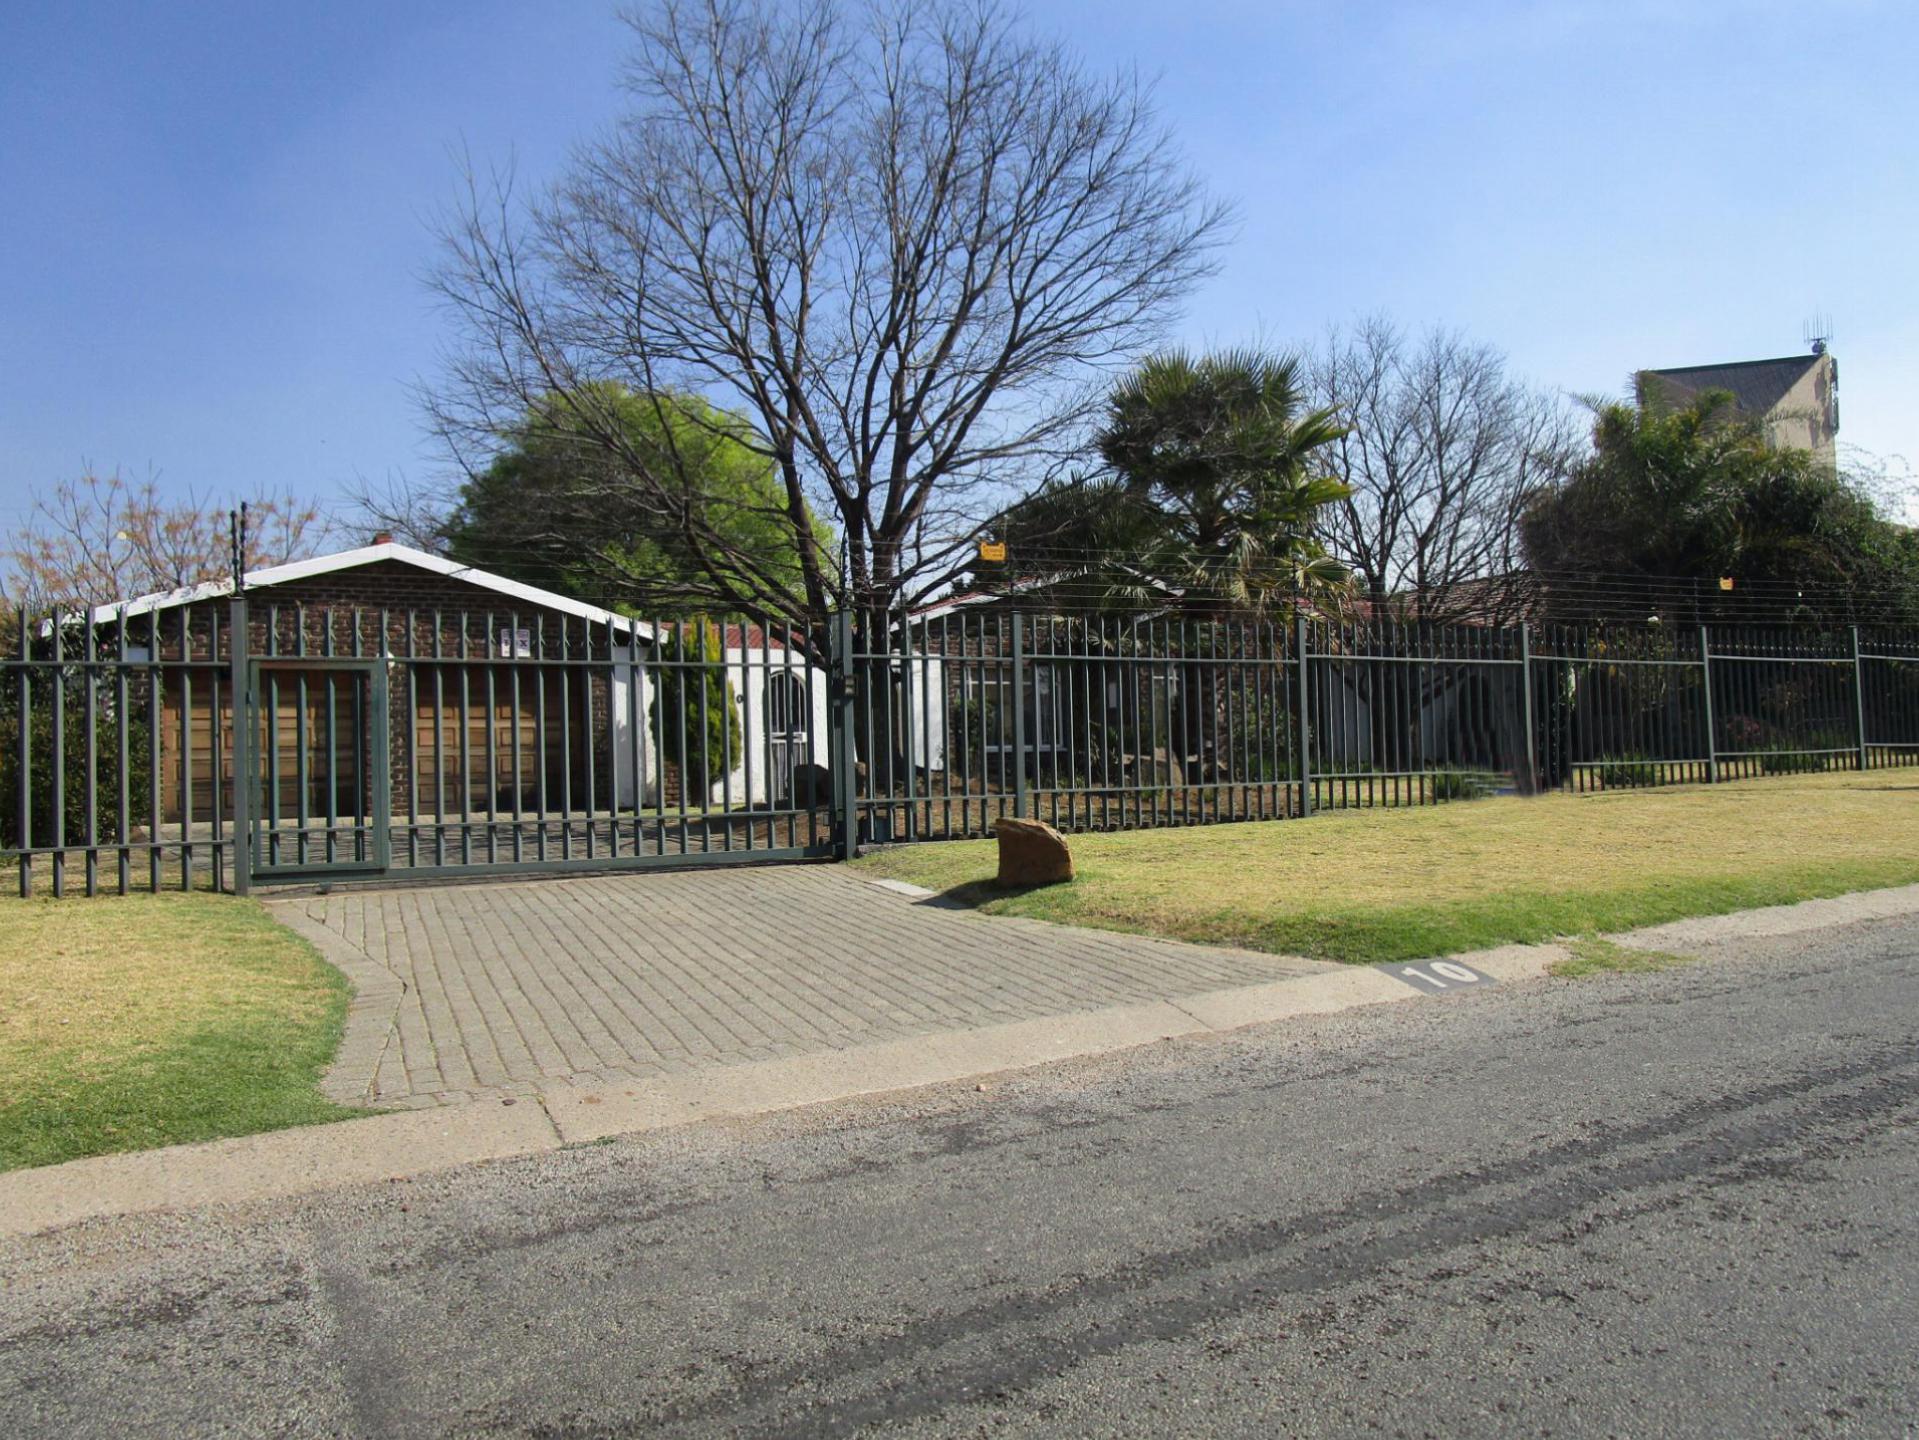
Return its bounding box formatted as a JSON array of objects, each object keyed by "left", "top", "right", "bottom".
[
  {"left": 79, "top": 542, "right": 651, "bottom": 638},
  {"left": 1644, "top": 354, "right": 1820, "bottom": 376}
]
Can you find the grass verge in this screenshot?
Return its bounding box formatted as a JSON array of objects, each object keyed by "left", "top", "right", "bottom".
[
  {"left": 0, "top": 893, "right": 369, "bottom": 1172},
  {"left": 1547, "top": 938, "right": 1698, "bottom": 979},
  {"left": 852, "top": 771, "right": 1919, "bottom": 965}
]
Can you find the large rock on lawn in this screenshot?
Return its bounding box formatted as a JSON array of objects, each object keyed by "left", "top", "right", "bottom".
[{"left": 994, "top": 816, "right": 1074, "bottom": 887}]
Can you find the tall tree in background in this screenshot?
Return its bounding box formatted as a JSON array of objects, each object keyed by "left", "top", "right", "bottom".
[
  {"left": 436, "top": 384, "right": 829, "bottom": 614},
  {"left": 3, "top": 470, "right": 329, "bottom": 613},
  {"left": 426, "top": 0, "right": 1226, "bottom": 643},
  {"left": 1521, "top": 392, "right": 1919, "bottom": 625},
  {"left": 977, "top": 349, "right": 1350, "bottom": 614},
  {"left": 974, "top": 348, "right": 1347, "bottom": 785},
  {"left": 1308, "top": 317, "right": 1581, "bottom": 622}
]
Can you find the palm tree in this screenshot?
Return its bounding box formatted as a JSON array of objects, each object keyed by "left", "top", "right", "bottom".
[
  {"left": 986, "top": 348, "right": 1350, "bottom": 615},
  {"left": 981, "top": 349, "right": 1351, "bottom": 785},
  {"left": 1099, "top": 347, "right": 1351, "bottom": 609}
]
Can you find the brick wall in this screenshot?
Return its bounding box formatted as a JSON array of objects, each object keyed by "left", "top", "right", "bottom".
[{"left": 148, "top": 562, "right": 637, "bottom": 824}]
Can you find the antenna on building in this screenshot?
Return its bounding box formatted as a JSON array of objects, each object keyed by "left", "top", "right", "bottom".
[{"left": 1802, "top": 312, "right": 1834, "bottom": 356}]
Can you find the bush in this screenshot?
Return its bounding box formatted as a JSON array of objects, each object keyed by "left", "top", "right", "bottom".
[
  {"left": 946, "top": 693, "right": 1003, "bottom": 754},
  {"left": 650, "top": 621, "right": 743, "bottom": 798},
  {"left": 1429, "top": 769, "right": 1496, "bottom": 801},
  {"left": 1757, "top": 729, "right": 1856, "bottom": 775},
  {"left": 1593, "top": 753, "right": 1660, "bottom": 788},
  {"left": 1758, "top": 744, "right": 1833, "bottom": 775},
  {"left": 0, "top": 671, "right": 154, "bottom": 850}
]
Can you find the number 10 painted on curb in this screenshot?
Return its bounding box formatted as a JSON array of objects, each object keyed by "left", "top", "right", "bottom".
[{"left": 1393, "top": 960, "right": 1490, "bottom": 991}]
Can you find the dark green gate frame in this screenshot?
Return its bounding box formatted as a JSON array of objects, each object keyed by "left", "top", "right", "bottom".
[{"left": 246, "top": 656, "right": 391, "bottom": 882}]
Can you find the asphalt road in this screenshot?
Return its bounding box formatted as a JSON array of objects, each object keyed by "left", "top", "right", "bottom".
[{"left": 3, "top": 915, "right": 1917, "bottom": 1438}]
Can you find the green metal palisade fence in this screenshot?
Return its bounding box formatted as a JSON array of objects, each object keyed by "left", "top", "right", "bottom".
[
  {"left": 843, "top": 609, "right": 1919, "bottom": 849},
  {"left": 4, "top": 602, "right": 1917, "bottom": 894},
  {"left": 4, "top": 601, "right": 835, "bottom": 895}
]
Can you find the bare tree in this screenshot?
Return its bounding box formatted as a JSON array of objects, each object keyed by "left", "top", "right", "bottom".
[
  {"left": 1308, "top": 317, "right": 1581, "bottom": 623},
  {"left": 1840, "top": 442, "right": 1917, "bottom": 526},
  {"left": 349, "top": 470, "right": 458, "bottom": 556},
  {"left": 425, "top": 0, "right": 1226, "bottom": 640},
  {"left": 3, "top": 469, "right": 331, "bottom": 613}
]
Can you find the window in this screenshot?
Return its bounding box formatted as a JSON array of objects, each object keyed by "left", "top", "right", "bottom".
[
  {"left": 765, "top": 671, "right": 808, "bottom": 737},
  {"left": 958, "top": 664, "right": 1061, "bottom": 752}
]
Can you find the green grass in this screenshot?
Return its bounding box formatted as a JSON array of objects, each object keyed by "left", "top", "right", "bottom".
[
  {"left": 1548, "top": 938, "right": 1698, "bottom": 979},
  {"left": 853, "top": 771, "right": 1919, "bottom": 965},
  {"left": 0, "top": 893, "right": 370, "bottom": 1172}
]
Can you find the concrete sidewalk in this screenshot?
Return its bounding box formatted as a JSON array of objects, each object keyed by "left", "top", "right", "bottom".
[
  {"left": 4, "top": 883, "right": 1917, "bottom": 1240},
  {"left": 0, "top": 942, "right": 1534, "bottom": 1238}
]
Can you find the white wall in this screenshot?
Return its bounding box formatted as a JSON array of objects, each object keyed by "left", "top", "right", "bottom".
[
  {"left": 705, "top": 646, "right": 830, "bottom": 807},
  {"left": 614, "top": 644, "right": 1050, "bottom": 806},
  {"left": 609, "top": 642, "right": 657, "bottom": 808},
  {"left": 899, "top": 655, "right": 949, "bottom": 771},
  {"left": 613, "top": 642, "right": 834, "bottom": 811}
]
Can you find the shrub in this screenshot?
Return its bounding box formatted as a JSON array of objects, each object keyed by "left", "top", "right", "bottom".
[
  {"left": 0, "top": 670, "right": 155, "bottom": 851},
  {"left": 1759, "top": 744, "right": 1833, "bottom": 775},
  {"left": 946, "top": 693, "right": 1003, "bottom": 753},
  {"left": 1593, "top": 753, "right": 1660, "bottom": 788},
  {"left": 1757, "top": 729, "right": 1857, "bottom": 774},
  {"left": 650, "top": 621, "right": 742, "bottom": 798},
  {"left": 1429, "top": 769, "right": 1496, "bottom": 801}
]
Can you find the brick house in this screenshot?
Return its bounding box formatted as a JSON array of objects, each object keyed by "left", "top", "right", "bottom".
[{"left": 90, "top": 542, "right": 825, "bottom": 847}]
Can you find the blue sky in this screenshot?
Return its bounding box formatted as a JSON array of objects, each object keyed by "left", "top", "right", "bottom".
[{"left": 2, "top": 0, "right": 1914, "bottom": 542}]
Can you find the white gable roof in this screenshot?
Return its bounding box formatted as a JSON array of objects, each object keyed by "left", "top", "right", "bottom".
[{"left": 85, "top": 542, "right": 653, "bottom": 639}]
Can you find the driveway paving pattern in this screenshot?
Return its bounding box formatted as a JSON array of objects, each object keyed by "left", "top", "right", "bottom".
[{"left": 274, "top": 865, "right": 1329, "bottom": 1106}]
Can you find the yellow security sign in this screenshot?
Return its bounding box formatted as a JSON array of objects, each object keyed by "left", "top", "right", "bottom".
[{"left": 979, "top": 540, "right": 1007, "bottom": 563}]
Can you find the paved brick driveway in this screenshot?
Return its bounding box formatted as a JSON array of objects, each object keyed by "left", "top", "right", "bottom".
[{"left": 271, "top": 865, "right": 1331, "bottom": 1108}]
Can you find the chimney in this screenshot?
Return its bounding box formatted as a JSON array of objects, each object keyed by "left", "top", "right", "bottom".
[{"left": 371, "top": 530, "right": 394, "bottom": 546}]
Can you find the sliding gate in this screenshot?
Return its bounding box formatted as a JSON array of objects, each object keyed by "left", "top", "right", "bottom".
[
  {"left": 250, "top": 659, "right": 389, "bottom": 878},
  {"left": 236, "top": 604, "right": 836, "bottom": 887}
]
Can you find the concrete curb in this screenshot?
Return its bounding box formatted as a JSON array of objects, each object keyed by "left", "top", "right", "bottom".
[
  {"left": 269, "top": 898, "right": 406, "bottom": 1108},
  {"left": 5, "top": 883, "right": 1918, "bottom": 1240},
  {"left": 1608, "top": 883, "right": 1919, "bottom": 951},
  {"left": 0, "top": 1104, "right": 561, "bottom": 1239},
  {"left": 0, "top": 959, "right": 1434, "bottom": 1238}
]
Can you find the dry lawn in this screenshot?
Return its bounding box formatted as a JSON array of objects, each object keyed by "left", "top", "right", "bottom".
[
  {"left": 853, "top": 770, "right": 1919, "bottom": 963},
  {"left": 0, "top": 894, "right": 363, "bottom": 1170}
]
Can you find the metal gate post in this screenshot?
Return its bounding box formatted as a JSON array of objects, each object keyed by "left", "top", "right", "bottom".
[
  {"left": 1010, "top": 614, "right": 1028, "bottom": 818},
  {"left": 229, "top": 595, "right": 251, "bottom": 894},
  {"left": 1518, "top": 622, "right": 1537, "bottom": 795},
  {"left": 1851, "top": 625, "right": 1870, "bottom": 772},
  {"left": 369, "top": 659, "right": 393, "bottom": 870},
  {"left": 1294, "top": 613, "right": 1313, "bottom": 817},
  {"left": 1698, "top": 624, "right": 1718, "bottom": 784},
  {"left": 831, "top": 611, "right": 860, "bottom": 858}
]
